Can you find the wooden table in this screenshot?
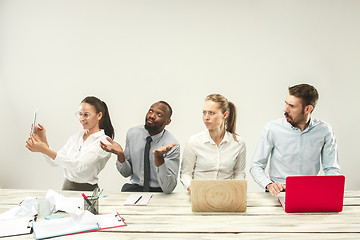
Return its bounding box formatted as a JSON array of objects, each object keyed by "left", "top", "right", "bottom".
[{"left": 0, "top": 189, "right": 359, "bottom": 240}]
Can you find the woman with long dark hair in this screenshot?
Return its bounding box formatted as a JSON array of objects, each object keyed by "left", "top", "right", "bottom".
[{"left": 26, "top": 96, "right": 114, "bottom": 191}]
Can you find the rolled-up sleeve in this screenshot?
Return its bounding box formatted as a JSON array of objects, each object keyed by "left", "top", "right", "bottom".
[
  {"left": 250, "top": 128, "right": 274, "bottom": 188},
  {"left": 322, "top": 127, "right": 340, "bottom": 175},
  {"left": 234, "top": 140, "right": 246, "bottom": 180},
  {"left": 116, "top": 131, "right": 133, "bottom": 178},
  {"left": 156, "top": 143, "right": 180, "bottom": 194},
  {"left": 180, "top": 141, "right": 197, "bottom": 191}
]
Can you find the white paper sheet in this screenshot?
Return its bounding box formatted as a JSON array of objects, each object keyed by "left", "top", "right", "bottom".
[
  {"left": 0, "top": 216, "right": 34, "bottom": 237},
  {"left": 124, "top": 193, "right": 152, "bottom": 206}
]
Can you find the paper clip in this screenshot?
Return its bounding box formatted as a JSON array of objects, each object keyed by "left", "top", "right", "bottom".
[{"left": 115, "top": 214, "right": 122, "bottom": 222}]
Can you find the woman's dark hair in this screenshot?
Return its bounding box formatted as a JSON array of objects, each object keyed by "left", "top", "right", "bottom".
[{"left": 81, "top": 96, "right": 114, "bottom": 139}]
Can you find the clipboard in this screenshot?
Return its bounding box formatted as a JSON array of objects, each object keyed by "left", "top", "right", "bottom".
[
  {"left": 0, "top": 216, "right": 35, "bottom": 238},
  {"left": 32, "top": 212, "right": 126, "bottom": 240},
  {"left": 89, "top": 212, "right": 127, "bottom": 231}
]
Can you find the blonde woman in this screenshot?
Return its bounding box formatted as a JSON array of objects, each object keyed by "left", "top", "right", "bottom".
[{"left": 180, "top": 94, "right": 246, "bottom": 194}]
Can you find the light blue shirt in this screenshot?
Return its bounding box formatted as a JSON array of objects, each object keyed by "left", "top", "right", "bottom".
[
  {"left": 116, "top": 125, "right": 180, "bottom": 194},
  {"left": 250, "top": 117, "right": 340, "bottom": 188}
]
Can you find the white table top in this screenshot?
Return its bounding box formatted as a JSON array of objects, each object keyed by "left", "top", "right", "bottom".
[{"left": 0, "top": 189, "right": 359, "bottom": 240}]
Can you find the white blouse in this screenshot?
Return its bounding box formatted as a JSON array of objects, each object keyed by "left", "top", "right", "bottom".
[
  {"left": 43, "top": 130, "right": 111, "bottom": 185},
  {"left": 180, "top": 130, "right": 246, "bottom": 190}
]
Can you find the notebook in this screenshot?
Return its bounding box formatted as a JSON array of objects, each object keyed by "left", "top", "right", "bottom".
[
  {"left": 0, "top": 216, "right": 35, "bottom": 238},
  {"left": 278, "top": 175, "right": 345, "bottom": 213},
  {"left": 32, "top": 212, "right": 126, "bottom": 240},
  {"left": 191, "top": 180, "right": 247, "bottom": 212}
]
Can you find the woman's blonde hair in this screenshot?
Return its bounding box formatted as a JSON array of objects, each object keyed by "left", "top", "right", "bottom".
[{"left": 205, "top": 94, "right": 237, "bottom": 141}]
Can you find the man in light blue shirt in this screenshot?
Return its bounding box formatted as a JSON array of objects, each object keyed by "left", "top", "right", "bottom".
[
  {"left": 250, "top": 84, "right": 340, "bottom": 196},
  {"left": 100, "top": 101, "right": 180, "bottom": 194}
]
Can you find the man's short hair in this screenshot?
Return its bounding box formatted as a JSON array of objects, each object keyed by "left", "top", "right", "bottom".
[
  {"left": 288, "top": 84, "right": 319, "bottom": 109},
  {"left": 157, "top": 101, "right": 173, "bottom": 118}
]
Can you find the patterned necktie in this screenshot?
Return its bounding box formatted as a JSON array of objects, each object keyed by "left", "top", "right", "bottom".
[{"left": 143, "top": 136, "right": 152, "bottom": 192}]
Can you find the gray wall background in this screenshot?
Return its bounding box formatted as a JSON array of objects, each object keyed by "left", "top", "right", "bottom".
[{"left": 1, "top": 0, "right": 359, "bottom": 192}]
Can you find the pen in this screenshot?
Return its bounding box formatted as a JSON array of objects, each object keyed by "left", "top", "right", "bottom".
[
  {"left": 134, "top": 196, "right": 142, "bottom": 204},
  {"left": 82, "top": 193, "right": 92, "bottom": 208},
  {"left": 88, "top": 202, "right": 98, "bottom": 214},
  {"left": 98, "top": 189, "right": 103, "bottom": 198}
]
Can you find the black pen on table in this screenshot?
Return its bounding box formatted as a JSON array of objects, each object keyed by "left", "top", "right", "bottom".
[{"left": 134, "top": 196, "right": 142, "bottom": 204}]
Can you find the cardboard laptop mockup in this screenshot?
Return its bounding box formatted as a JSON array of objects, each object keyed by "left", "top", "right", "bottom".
[
  {"left": 191, "top": 180, "right": 247, "bottom": 212},
  {"left": 278, "top": 175, "right": 345, "bottom": 213}
]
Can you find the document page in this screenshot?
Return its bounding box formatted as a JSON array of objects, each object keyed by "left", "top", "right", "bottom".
[
  {"left": 124, "top": 193, "right": 152, "bottom": 206},
  {"left": 0, "top": 217, "right": 34, "bottom": 237},
  {"left": 32, "top": 217, "right": 99, "bottom": 240}
]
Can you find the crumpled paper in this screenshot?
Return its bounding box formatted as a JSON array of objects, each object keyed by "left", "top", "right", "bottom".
[
  {"left": 0, "top": 197, "right": 38, "bottom": 220},
  {"left": 0, "top": 189, "right": 97, "bottom": 225},
  {"left": 45, "top": 189, "right": 97, "bottom": 224}
]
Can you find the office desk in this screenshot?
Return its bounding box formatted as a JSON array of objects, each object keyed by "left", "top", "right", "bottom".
[{"left": 0, "top": 189, "right": 359, "bottom": 240}]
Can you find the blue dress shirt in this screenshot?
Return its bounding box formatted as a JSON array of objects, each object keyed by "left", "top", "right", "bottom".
[
  {"left": 250, "top": 117, "right": 340, "bottom": 188},
  {"left": 116, "top": 125, "right": 180, "bottom": 194}
]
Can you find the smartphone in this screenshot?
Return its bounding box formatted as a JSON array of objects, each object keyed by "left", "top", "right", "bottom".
[{"left": 32, "top": 109, "right": 38, "bottom": 134}]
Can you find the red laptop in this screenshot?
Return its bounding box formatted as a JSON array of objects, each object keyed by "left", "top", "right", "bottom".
[{"left": 278, "top": 175, "right": 345, "bottom": 213}]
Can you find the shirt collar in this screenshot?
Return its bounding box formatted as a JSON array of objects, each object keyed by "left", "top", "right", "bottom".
[
  {"left": 79, "top": 130, "right": 105, "bottom": 146},
  {"left": 222, "top": 131, "right": 231, "bottom": 143},
  {"left": 81, "top": 129, "right": 105, "bottom": 139},
  {"left": 202, "top": 130, "right": 231, "bottom": 145},
  {"left": 282, "top": 116, "right": 314, "bottom": 132},
  {"left": 143, "top": 127, "right": 166, "bottom": 143},
  {"left": 303, "top": 118, "right": 314, "bottom": 133}
]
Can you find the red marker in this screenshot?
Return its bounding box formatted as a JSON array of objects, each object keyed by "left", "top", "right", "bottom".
[{"left": 82, "top": 193, "right": 92, "bottom": 206}]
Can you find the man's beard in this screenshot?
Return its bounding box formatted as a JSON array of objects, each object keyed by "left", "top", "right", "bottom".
[
  {"left": 145, "top": 118, "right": 158, "bottom": 131},
  {"left": 284, "top": 112, "right": 305, "bottom": 128},
  {"left": 145, "top": 123, "right": 157, "bottom": 131},
  {"left": 284, "top": 112, "right": 292, "bottom": 121}
]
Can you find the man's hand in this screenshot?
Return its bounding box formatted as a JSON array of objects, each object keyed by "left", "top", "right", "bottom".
[
  {"left": 153, "top": 143, "right": 176, "bottom": 157},
  {"left": 266, "top": 182, "right": 286, "bottom": 196},
  {"left": 153, "top": 143, "right": 176, "bottom": 167},
  {"left": 100, "top": 137, "right": 125, "bottom": 163}
]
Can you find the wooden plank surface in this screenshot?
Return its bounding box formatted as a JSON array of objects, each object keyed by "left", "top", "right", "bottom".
[
  {"left": 102, "top": 214, "right": 360, "bottom": 233},
  {"left": 4, "top": 232, "right": 360, "bottom": 240},
  {"left": 62, "top": 232, "right": 360, "bottom": 240},
  {"left": 2, "top": 190, "right": 358, "bottom": 206},
  {"left": 0, "top": 189, "right": 359, "bottom": 239},
  {"left": 98, "top": 205, "right": 360, "bottom": 216}
]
